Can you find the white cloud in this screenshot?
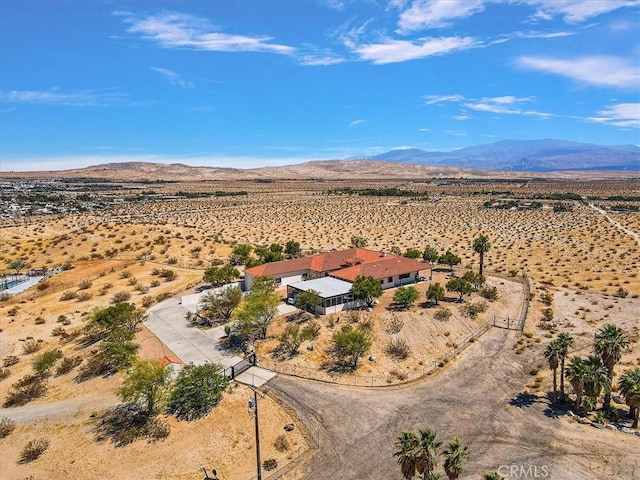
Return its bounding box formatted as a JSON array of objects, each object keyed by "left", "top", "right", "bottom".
[
  {"left": 349, "top": 119, "right": 366, "bottom": 128},
  {"left": 122, "top": 11, "right": 295, "bottom": 55},
  {"left": 423, "top": 94, "right": 465, "bottom": 104},
  {"left": 353, "top": 36, "right": 477, "bottom": 64},
  {"left": 2, "top": 88, "right": 127, "bottom": 106},
  {"left": 445, "top": 130, "right": 466, "bottom": 136},
  {"left": 150, "top": 67, "right": 195, "bottom": 88},
  {"left": 524, "top": 0, "right": 640, "bottom": 24},
  {"left": 517, "top": 55, "right": 640, "bottom": 89},
  {"left": 453, "top": 114, "right": 470, "bottom": 120},
  {"left": 397, "top": 0, "right": 485, "bottom": 32},
  {"left": 588, "top": 103, "right": 640, "bottom": 128}
]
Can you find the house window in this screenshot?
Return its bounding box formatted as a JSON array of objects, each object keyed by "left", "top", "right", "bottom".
[
  {"left": 399, "top": 273, "right": 410, "bottom": 279},
  {"left": 388, "top": 277, "right": 393, "bottom": 283}
]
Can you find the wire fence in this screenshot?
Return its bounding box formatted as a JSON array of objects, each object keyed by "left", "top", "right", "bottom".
[
  {"left": 248, "top": 446, "right": 308, "bottom": 480},
  {"left": 259, "top": 316, "right": 496, "bottom": 388}
]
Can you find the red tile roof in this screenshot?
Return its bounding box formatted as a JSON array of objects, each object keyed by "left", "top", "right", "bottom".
[
  {"left": 245, "top": 248, "right": 430, "bottom": 282},
  {"left": 330, "top": 256, "right": 428, "bottom": 282}
]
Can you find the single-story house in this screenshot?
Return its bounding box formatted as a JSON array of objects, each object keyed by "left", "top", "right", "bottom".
[
  {"left": 245, "top": 249, "right": 430, "bottom": 314},
  {"left": 287, "top": 277, "right": 357, "bottom": 315}
]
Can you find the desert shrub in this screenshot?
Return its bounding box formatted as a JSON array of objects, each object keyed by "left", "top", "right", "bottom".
[
  {"left": 77, "top": 291, "right": 93, "bottom": 302},
  {"left": 509, "top": 269, "right": 519, "bottom": 277},
  {"left": 159, "top": 269, "right": 176, "bottom": 282},
  {"left": 57, "top": 315, "right": 71, "bottom": 324},
  {"left": 111, "top": 291, "right": 132, "bottom": 304},
  {"left": 0, "top": 367, "right": 10, "bottom": 380},
  {"left": 77, "top": 279, "right": 92, "bottom": 290},
  {"left": 434, "top": 307, "right": 452, "bottom": 322},
  {"left": 166, "top": 257, "right": 178, "bottom": 265},
  {"left": 119, "top": 270, "right": 131, "bottom": 279},
  {"left": 20, "top": 438, "right": 50, "bottom": 462},
  {"left": 3, "top": 355, "right": 19, "bottom": 367},
  {"left": 540, "top": 292, "right": 553, "bottom": 306},
  {"left": 156, "top": 292, "right": 172, "bottom": 302},
  {"left": 0, "top": 292, "right": 10, "bottom": 302},
  {"left": 150, "top": 280, "right": 161, "bottom": 288},
  {"left": 385, "top": 318, "right": 404, "bottom": 335},
  {"left": 462, "top": 301, "right": 487, "bottom": 319},
  {"left": 22, "top": 339, "right": 42, "bottom": 355},
  {"left": 32, "top": 349, "right": 63, "bottom": 374},
  {"left": 51, "top": 326, "right": 67, "bottom": 337},
  {"left": 55, "top": 356, "right": 83, "bottom": 376},
  {"left": 59, "top": 290, "right": 77, "bottom": 301},
  {"left": 4, "top": 375, "right": 48, "bottom": 407},
  {"left": 141, "top": 296, "right": 155, "bottom": 308},
  {"left": 0, "top": 418, "right": 16, "bottom": 438},
  {"left": 301, "top": 320, "right": 321, "bottom": 340},
  {"left": 36, "top": 280, "right": 50, "bottom": 291},
  {"left": 263, "top": 459, "right": 278, "bottom": 471},
  {"left": 385, "top": 338, "right": 410, "bottom": 360},
  {"left": 34, "top": 316, "right": 45, "bottom": 325},
  {"left": 541, "top": 308, "right": 553, "bottom": 322},
  {"left": 615, "top": 287, "right": 629, "bottom": 298},
  {"left": 75, "top": 354, "right": 111, "bottom": 381},
  {"left": 273, "top": 434, "right": 290, "bottom": 452},
  {"left": 479, "top": 285, "right": 499, "bottom": 301}
]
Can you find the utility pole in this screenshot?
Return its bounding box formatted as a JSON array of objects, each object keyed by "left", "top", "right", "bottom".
[{"left": 248, "top": 388, "right": 262, "bottom": 480}]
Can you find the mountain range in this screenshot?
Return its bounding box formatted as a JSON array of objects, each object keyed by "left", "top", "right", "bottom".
[{"left": 366, "top": 139, "right": 640, "bottom": 171}]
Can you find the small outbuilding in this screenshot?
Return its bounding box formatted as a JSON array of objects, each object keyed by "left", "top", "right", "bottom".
[{"left": 287, "top": 277, "right": 357, "bottom": 315}]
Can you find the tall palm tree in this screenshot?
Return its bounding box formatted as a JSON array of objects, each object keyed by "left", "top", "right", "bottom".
[
  {"left": 472, "top": 235, "right": 491, "bottom": 277},
  {"left": 415, "top": 428, "right": 442, "bottom": 476},
  {"left": 594, "top": 323, "right": 629, "bottom": 409},
  {"left": 394, "top": 431, "right": 419, "bottom": 480},
  {"left": 565, "top": 356, "right": 589, "bottom": 412},
  {"left": 618, "top": 367, "right": 640, "bottom": 428},
  {"left": 544, "top": 340, "right": 562, "bottom": 397},
  {"left": 442, "top": 437, "right": 470, "bottom": 480},
  {"left": 556, "top": 332, "right": 575, "bottom": 402},
  {"left": 583, "top": 355, "right": 611, "bottom": 412}
]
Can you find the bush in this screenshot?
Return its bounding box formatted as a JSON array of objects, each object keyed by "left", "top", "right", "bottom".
[
  {"left": 462, "top": 301, "right": 487, "bottom": 319},
  {"left": 0, "top": 418, "right": 16, "bottom": 438},
  {"left": 55, "top": 356, "right": 83, "bottom": 376},
  {"left": 273, "top": 434, "right": 290, "bottom": 452},
  {"left": 59, "top": 290, "right": 77, "bottom": 301},
  {"left": 3, "top": 355, "right": 19, "bottom": 367},
  {"left": 20, "top": 438, "right": 50, "bottom": 462},
  {"left": 385, "top": 318, "right": 404, "bottom": 335},
  {"left": 4, "top": 375, "right": 48, "bottom": 407},
  {"left": 301, "top": 320, "right": 321, "bottom": 340},
  {"left": 0, "top": 367, "right": 10, "bottom": 380},
  {"left": 22, "top": 339, "right": 42, "bottom": 355},
  {"left": 34, "top": 316, "right": 46, "bottom": 325},
  {"left": 263, "top": 458, "right": 278, "bottom": 471},
  {"left": 615, "top": 287, "right": 629, "bottom": 298},
  {"left": 77, "top": 291, "right": 93, "bottom": 302},
  {"left": 78, "top": 279, "right": 92, "bottom": 290},
  {"left": 385, "top": 338, "right": 410, "bottom": 360},
  {"left": 479, "top": 285, "right": 498, "bottom": 301},
  {"left": 111, "top": 291, "right": 132, "bottom": 304},
  {"left": 75, "top": 354, "right": 111, "bottom": 381},
  {"left": 32, "top": 349, "right": 63, "bottom": 374},
  {"left": 51, "top": 326, "right": 67, "bottom": 337},
  {"left": 434, "top": 307, "right": 452, "bottom": 322}
]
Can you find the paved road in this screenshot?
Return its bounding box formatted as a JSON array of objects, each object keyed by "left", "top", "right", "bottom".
[{"left": 268, "top": 327, "right": 640, "bottom": 480}]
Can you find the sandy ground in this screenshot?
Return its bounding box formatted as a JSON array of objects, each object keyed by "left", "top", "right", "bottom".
[{"left": 1, "top": 179, "right": 639, "bottom": 479}]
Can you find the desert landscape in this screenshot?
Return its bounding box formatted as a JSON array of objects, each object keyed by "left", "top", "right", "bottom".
[{"left": 0, "top": 170, "right": 639, "bottom": 479}]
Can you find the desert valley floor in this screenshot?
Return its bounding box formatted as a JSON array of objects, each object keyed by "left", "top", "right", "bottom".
[{"left": 0, "top": 175, "right": 639, "bottom": 480}]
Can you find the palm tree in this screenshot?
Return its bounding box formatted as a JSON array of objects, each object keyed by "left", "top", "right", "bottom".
[
  {"left": 594, "top": 323, "right": 629, "bottom": 409},
  {"left": 618, "top": 367, "right": 640, "bottom": 428},
  {"left": 556, "top": 332, "right": 575, "bottom": 402},
  {"left": 472, "top": 235, "right": 491, "bottom": 277},
  {"left": 544, "top": 340, "right": 562, "bottom": 398},
  {"left": 394, "top": 431, "right": 419, "bottom": 480},
  {"left": 415, "top": 428, "right": 442, "bottom": 476},
  {"left": 583, "top": 355, "right": 611, "bottom": 412},
  {"left": 442, "top": 437, "right": 470, "bottom": 480},
  {"left": 565, "top": 356, "right": 589, "bottom": 412}
]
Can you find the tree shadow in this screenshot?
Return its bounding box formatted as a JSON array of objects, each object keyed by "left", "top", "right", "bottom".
[
  {"left": 509, "top": 391, "right": 541, "bottom": 408},
  {"left": 93, "top": 404, "right": 170, "bottom": 446}
]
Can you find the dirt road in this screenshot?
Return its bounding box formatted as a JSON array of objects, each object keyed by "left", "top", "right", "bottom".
[{"left": 268, "top": 328, "right": 640, "bottom": 479}]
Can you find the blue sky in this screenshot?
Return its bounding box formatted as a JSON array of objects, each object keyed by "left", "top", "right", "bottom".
[{"left": 1, "top": 0, "right": 639, "bottom": 171}]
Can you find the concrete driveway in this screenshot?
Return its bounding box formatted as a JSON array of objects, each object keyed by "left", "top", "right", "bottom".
[{"left": 146, "top": 298, "right": 242, "bottom": 369}]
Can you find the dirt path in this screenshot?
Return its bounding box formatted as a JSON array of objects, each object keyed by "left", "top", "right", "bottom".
[
  {"left": 267, "top": 327, "right": 640, "bottom": 479},
  {"left": 0, "top": 394, "right": 118, "bottom": 423},
  {"left": 587, "top": 202, "right": 640, "bottom": 245}
]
